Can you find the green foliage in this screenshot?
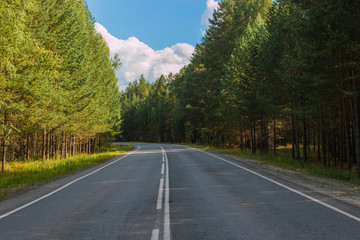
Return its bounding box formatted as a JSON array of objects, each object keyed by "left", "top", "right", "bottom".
[
  {"left": 0, "top": 0, "right": 121, "bottom": 170},
  {"left": 120, "top": 74, "right": 174, "bottom": 142}
]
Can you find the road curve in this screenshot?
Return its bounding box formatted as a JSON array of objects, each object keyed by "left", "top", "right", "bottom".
[{"left": 0, "top": 143, "right": 359, "bottom": 240}]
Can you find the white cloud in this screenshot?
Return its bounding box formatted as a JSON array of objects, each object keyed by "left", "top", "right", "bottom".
[
  {"left": 201, "top": 0, "right": 219, "bottom": 34},
  {"left": 94, "top": 23, "right": 194, "bottom": 91}
]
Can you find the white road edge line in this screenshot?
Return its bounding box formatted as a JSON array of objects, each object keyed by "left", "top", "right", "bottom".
[
  {"left": 156, "top": 178, "right": 164, "bottom": 210},
  {"left": 161, "top": 146, "right": 171, "bottom": 240},
  {"left": 0, "top": 146, "right": 141, "bottom": 220},
  {"left": 151, "top": 229, "right": 160, "bottom": 240},
  {"left": 188, "top": 147, "right": 360, "bottom": 223}
]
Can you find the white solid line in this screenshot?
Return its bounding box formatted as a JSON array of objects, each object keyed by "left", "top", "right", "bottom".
[
  {"left": 156, "top": 178, "right": 164, "bottom": 210},
  {"left": 161, "top": 163, "right": 165, "bottom": 175},
  {"left": 0, "top": 146, "right": 141, "bottom": 220},
  {"left": 161, "top": 147, "right": 171, "bottom": 240},
  {"left": 151, "top": 229, "right": 160, "bottom": 240},
  {"left": 188, "top": 147, "right": 360, "bottom": 223}
]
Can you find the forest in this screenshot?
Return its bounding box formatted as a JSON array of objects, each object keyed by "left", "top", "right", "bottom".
[
  {"left": 0, "top": 0, "right": 121, "bottom": 171},
  {"left": 120, "top": 0, "right": 360, "bottom": 177},
  {"left": 1, "top": 0, "right": 359, "bottom": 179}
]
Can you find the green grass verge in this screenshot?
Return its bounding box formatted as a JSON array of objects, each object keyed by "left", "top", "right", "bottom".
[
  {"left": 185, "top": 143, "right": 360, "bottom": 186},
  {"left": 0, "top": 144, "right": 134, "bottom": 200}
]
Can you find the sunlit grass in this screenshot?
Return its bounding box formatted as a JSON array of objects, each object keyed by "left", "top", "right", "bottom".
[
  {"left": 185, "top": 143, "right": 360, "bottom": 186},
  {"left": 0, "top": 144, "right": 134, "bottom": 200}
]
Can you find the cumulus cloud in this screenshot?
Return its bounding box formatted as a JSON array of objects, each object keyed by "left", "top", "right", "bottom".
[
  {"left": 201, "top": 0, "right": 219, "bottom": 34},
  {"left": 94, "top": 23, "right": 194, "bottom": 90}
]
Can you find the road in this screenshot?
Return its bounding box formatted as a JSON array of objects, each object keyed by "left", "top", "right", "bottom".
[{"left": 0, "top": 143, "right": 360, "bottom": 239}]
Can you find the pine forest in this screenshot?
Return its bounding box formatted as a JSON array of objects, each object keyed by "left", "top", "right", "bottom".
[
  {"left": 1, "top": 0, "right": 360, "bottom": 179},
  {"left": 0, "top": 0, "right": 121, "bottom": 171},
  {"left": 120, "top": 0, "right": 360, "bottom": 178}
]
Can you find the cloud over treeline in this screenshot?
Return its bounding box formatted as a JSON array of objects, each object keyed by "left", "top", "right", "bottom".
[
  {"left": 95, "top": 23, "right": 194, "bottom": 90},
  {"left": 201, "top": 0, "right": 219, "bottom": 34}
]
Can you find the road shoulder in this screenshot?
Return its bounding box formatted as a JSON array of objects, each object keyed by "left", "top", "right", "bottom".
[{"left": 211, "top": 150, "right": 360, "bottom": 208}]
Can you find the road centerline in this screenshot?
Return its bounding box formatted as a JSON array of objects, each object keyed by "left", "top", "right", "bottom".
[
  {"left": 161, "top": 162, "right": 165, "bottom": 175},
  {"left": 161, "top": 146, "right": 171, "bottom": 240},
  {"left": 156, "top": 178, "right": 164, "bottom": 210},
  {"left": 151, "top": 229, "right": 160, "bottom": 240}
]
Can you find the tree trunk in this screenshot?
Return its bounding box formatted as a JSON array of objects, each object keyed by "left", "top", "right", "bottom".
[
  {"left": 54, "top": 135, "right": 58, "bottom": 160},
  {"left": 42, "top": 130, "right": 47, "bottom": 161},
  {"left": 85, "top": 138, "right": 89, "bottom": 154},
  {"left": 244, "top": 132, "right": 247, "bottom": 150},
  {"left": 292, "top": 115, "right": 296, "bottom": 160},
  {"left": 26, "top": 132, "right": 30, "bottom": 160},
  {"left": 34, "top": 132, "right": 38, "bottom": 159},
  {"left": 317, "top": 120, "right": 321, "bottom": 161},
  {"left": 65, "top": 133, "right": 68, "bottom": 158},
  {"left": 325, "top": 121, "right": 331, "bottom": 168},
  {"left": 302, "top": 117, "right": 307, "bottom": 162},
  {"left": 92, "top": 138, "right": 96, "bottom": 153},
  {"left": 251, "top": 119, "right": 256, "bottom": 154},
  {"left": 333, "top": 128, "right": 338, "bottom": 167},
  {"left": 273, "top": 118, "right": 276, "bottom": 155},
  {"left": 339, "top": 110, "right": 344, "bottom": 168},
  {"left": 307, "top": 119, "right": 311, "bottom": 153},
  {"left": 343, "top": 97, "right": 352, "bottom": 170},
  {"left": 51, "top": 134, "right": 55, "bottom": 159},
  {"left": 72, "top": 135, "right": 76, "bottom": 156},
  {"left": 320, "top": 109, "right": 326, "bottom": 166},
  {"left": 240, "top": 129, "right": 244, "bottom": 151},
  {"left": 352, "top": 78, "right": 360, "bottom": 177},
  {"left": 61, "top": 132, "right": 66, "bottom": 159},
  {"left": 47, "top": 132, "right": 51, "bottom": 160},
  {"left": 2, "top": 138, "right": 6, "bottom": 172},
  {"left": 88, "top": 138, "right": 91, "bottom": 154},
  {"left": 295, "top": 128, "right": 300, "bottom": 160},
  {"left": 313, "top": 120, "right": 316, "bottom": 153},
  {"left": 260, "top": 113, "right": 264, "bottom": 154},
  {"left": 261, "top": 113, "right": 269, "bottom": 155},
  {"left": 293, "top": 117, "right": 300, "bottom": 160}
]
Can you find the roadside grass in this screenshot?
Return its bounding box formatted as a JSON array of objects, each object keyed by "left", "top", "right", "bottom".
[
  {"left": 185, "top": 143, "right": 360, "bottom": 186},
  {"left": 0, "top": 144, "right": 134, "bottom": 200}
]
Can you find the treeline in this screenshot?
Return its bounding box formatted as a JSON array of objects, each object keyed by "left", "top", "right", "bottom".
[
  {"left": 0, "top": 0, "right": 121, "bottom": 171},
  {"left": 121, "top": 0, "right": 360, "bottom": 177}
]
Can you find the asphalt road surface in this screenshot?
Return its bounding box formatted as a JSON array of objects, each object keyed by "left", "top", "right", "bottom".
[{"left": 0, "top": 143, "right": 360, "bottom": 240}]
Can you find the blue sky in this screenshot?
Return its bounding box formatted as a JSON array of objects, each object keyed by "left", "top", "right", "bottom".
[
  {"left": 87, "top": 0, "right": 209, "bottom": 50},
  {"left": 86, "top": 0, "right": 219, "bottom": 90}
]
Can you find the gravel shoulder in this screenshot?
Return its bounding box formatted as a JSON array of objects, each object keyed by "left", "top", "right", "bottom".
[{"left": 222, "top": 152, "right": 360, "bottom": 208}]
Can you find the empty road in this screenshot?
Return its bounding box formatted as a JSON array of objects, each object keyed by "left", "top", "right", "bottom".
[{"left": 0, "top": 143, "right": 360, "bottom": 239}]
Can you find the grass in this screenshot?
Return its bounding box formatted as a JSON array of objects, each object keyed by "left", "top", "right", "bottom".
[
  {"left": 185, "top": 143, "right": 360, "bottom": 186},
  {"left": 0, "top": 144, "right": 134, "bottom": 200}
]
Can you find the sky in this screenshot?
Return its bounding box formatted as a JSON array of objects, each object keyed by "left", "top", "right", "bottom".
[{"left": 86, "top": 0, "right": 219, "bottom": 90}]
